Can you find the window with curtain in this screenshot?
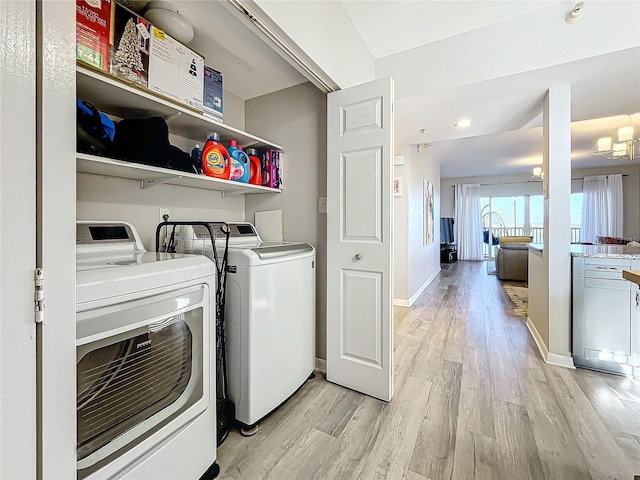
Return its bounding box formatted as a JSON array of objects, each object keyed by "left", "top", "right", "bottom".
[
  {"left": 580, "top": 174, "right": 624, "bottom": 243},
  {"left": 454, "top": 184, "right": 483, "bottom": 261}
]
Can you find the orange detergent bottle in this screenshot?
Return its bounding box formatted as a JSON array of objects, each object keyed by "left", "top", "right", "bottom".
[
  {"left": 202, "top": 132, "right": 231, "bottom": 179},
  {"left": 246, "top": 148, "right": 262, "bottom": 186}
]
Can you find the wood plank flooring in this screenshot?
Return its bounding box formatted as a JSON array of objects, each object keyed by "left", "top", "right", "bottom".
[{"left": 216, "top": 261, "right": 640, "bottom": 480}]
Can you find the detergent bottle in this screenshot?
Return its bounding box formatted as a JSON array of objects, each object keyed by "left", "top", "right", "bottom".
[
  {"left": 246, "top": 148, "right": 262, "bottom": 186},
  {"left": 227, "top": 139, "right": 251, "bottom": 183},
  {"left": 202, "top": 132, "right": 230, "bottom": 179}
]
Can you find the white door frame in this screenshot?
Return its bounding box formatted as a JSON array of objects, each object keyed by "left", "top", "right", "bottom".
[
  {"left": 37, "top": 1, "right": 77, "bottom": 478},
  {"left": 0, "top": 1, "right": 37, "bottom": 477}
]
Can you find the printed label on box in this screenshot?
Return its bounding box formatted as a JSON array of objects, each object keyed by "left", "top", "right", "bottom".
[
  {"left": 204, "top": 66, "right": 223, "bottom": 118},
  {"left": 148, "top": 27, "right": 204, "bottom": 111}
]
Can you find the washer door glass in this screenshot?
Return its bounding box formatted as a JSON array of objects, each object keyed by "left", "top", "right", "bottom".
[{"left": 76, "top": 313, "right": 195, "bottom": 462}]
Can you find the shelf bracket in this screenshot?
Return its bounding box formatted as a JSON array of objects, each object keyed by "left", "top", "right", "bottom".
[
  {"left": 221, "top": 189, "right": 242, "bottom": 198},
  {"left": 141, "top": 175, "right": 180, "bottom": 189}
]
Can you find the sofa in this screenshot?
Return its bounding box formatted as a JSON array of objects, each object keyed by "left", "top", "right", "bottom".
[{"left": 495, "top": 236, "right": 532, "bottom": 282}]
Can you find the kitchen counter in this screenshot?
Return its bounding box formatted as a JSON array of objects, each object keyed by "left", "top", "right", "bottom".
[
  {"left": 527, "top": 243, "right": 640, "bottom": 258},
  {"left": 570, "top": 244, "right": 640, "bottom": 259},
  {"left": 623, "top": 270, "right": 640, "bottom": 285},
  {"left": 529, "top": 243, "right": 543, "bottom": 253}
]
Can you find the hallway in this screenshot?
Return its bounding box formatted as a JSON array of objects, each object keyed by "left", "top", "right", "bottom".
[{"left": 217, "top": 261, "right": 640, "bottom": 479}]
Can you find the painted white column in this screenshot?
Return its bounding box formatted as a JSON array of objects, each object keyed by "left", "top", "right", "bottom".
[{"left": 543, "top": 84, "right": 574, "bottom": 367}]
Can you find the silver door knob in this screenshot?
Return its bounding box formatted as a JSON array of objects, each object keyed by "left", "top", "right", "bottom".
[{"left": 354, "top": 254, "right": 362, "bottom": 260}]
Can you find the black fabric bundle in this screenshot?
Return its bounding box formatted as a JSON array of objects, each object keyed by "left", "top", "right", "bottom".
[{"left": 112, "top": 116, "right": 196, "bottom": 174}]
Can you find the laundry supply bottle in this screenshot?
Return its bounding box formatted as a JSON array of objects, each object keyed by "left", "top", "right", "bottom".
[
  {"left": 246, "top": 148, "right": 262, "bottom": 186},
  {"left": 191, "top": 144, "right": 202, "bottom": 174},
  {"left": 227, "top": 139, "right": 251, "bottom": 183},
  {"left": 202, "top": 132, "right": 231, "bottom": 179}
]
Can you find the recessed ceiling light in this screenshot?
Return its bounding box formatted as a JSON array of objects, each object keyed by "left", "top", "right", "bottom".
[{"left": 454, "top": 119, "right": 473, "bottom": 128}]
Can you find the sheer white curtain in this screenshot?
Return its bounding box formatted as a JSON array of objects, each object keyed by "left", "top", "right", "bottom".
[
  {"left": 607, "top": 174, "right": 624, "bottom": 237},
  {"left": 454, "top": 184, "right": 483, "bottom": 260},
  {"left": 580, "top": 175, "right": 609, "bottom": 243}
]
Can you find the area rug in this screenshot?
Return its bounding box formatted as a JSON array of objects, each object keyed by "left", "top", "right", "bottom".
[{"left": 502, "top": 284, "right": 528, "bottom": 317}]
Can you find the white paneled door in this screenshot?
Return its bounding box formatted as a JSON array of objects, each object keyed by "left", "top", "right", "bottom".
[
  {"left": 326, "top": 78, "right": 394, "bottom": 401},
  {"left": 1, "top": 2, "right": 77, "bottom": 478}
]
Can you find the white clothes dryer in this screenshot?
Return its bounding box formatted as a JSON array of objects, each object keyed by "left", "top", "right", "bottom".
[
  {"left": 76, "top": 221, "right": 219, "bottom": 480},
  {"left": 177, "top": 222, "right": 316, "bottom": 433}
]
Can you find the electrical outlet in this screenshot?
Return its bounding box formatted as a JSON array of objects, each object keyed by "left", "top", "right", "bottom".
[
  {"left": 159, "top": 207, "right": 170, "bottom": 223},
  {"left": 318, "top": 197, "right": 327, "bottom": 214}
]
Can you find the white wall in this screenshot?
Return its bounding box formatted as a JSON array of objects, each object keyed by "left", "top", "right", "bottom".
[
  {"left": 77, "top": 175, "right": 245, "bottom": 250},
  {"left": 393, "top": 148, "right": 410, "bottom": 303},
  {"left": 407, "top": 149, "right": 441, "bottom": 302},
  {"left": 222, "top": 89, "right": 245, "bottom": 131},
  {"left": 243, "top": 82, "right": 328, "bottom": 359},
  {"left": 394, "top": 147, "right": 441, "bottom": 306},
  {"left": 254, "top": 0, "right": 375, "bottom": 89}
]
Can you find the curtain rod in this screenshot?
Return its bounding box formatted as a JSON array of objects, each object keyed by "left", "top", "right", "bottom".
[
  {"left": 450, "top": 174, "right": 628, "bottom": 187},
  {"left": 570, "top": 174, "right": 628, "bottom": 180}
]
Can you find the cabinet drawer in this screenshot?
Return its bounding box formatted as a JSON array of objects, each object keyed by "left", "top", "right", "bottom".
[
  {"left": 584, "top": 277, "right": 631, "bottom": 290},
  {"left": 574, "top": 257, "right": 631, "bottom": 279}
]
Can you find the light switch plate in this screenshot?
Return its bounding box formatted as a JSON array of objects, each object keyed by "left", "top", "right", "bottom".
[{"left": 318, "top": 197, "right": 327, "bottom": 214}]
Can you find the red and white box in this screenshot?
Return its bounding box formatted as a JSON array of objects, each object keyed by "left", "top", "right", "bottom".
[{"left": 76, "top": 0, "right": 113, "bottom": 72}]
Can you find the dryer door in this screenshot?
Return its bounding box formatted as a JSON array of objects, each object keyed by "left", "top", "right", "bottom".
[{"left": 76, "top": 284, "right": 211, "bottom": 477}]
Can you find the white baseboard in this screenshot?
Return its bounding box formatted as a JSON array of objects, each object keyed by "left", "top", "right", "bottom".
[
  {"left": 393, "top": 299, "right": 410, "bottom": 307},
  {"left": 315, "top": 358, "right": 326, "bottom": 373},
  {"left": 526, "top": 317, "right": 575, "bottom": 369},
  {"left": 526, "top": 317, "right": 549, "bottom": 361},
  {"left": 407, "top": 267, "right": 441, "bottom": 307},
  {"left": 547, "top": 353, "right": 576, "bottom": 369}
]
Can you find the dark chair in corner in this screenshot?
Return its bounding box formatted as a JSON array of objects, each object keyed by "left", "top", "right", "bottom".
[{"left": 495, "top": 236, "right": 533, "bottom": 282}]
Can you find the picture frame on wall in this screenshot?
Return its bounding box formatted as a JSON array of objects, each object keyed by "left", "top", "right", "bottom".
[
  {"left": 424, "top": 179, "right": 434, "bottom": 245},
  {"left": 394, "top": 177, "right": 402, "bottom": 197}
]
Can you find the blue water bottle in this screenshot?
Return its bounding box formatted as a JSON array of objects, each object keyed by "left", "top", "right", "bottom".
[{"left": 191, "top": 144, "right": 202, "bottom": 174}]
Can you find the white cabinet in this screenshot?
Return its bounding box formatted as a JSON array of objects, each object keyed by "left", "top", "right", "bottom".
[
  {"left": 572, "top": 256, "right": 640, "bottom": 376},
  {"left": 76, "top": 65, "right": 282, "bottom": 195}
]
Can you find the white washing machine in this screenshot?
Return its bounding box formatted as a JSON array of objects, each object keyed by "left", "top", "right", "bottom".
[
  {"left": 76, "top": 221, "right": 219, "bottom": 480},
  {"left": 177, "top": 222, "right": 316, "bottom": 432}
]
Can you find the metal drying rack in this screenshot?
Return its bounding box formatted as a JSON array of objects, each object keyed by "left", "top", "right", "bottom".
[{"left": 155, "top": 221, "right": 234, "bottom": 446}]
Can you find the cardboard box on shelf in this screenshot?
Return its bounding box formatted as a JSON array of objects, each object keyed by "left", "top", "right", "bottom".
[
  {"left": 260, "top": 150, "right": 281, "bottom": 189},
  {"left": 76, "top": 0, "right": 114, "bottom": 72},
  {"left": 148, "top": 27, "right": 204, "bottom": 112},
  {"left": 110, "top": 2, "right": 150, "bottom": 87},
  {"left": 203, "top": 66, "right": 223, "bottom": 119}
]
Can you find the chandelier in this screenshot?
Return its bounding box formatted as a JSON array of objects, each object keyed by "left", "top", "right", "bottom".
[{"left": 595, "top": 120, "right": 638, "bottom": 161}]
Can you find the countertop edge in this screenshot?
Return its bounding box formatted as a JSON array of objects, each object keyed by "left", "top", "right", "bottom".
[
  {"left": 623, "top": 270, "right": 640, "bottom": 285},
  {"left": 571, "top": 252, "right": 640, "bottom": 259}
]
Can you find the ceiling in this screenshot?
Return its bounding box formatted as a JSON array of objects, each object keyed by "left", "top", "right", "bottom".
[
  {"left": 130, "top": 0, "right": 640, "bottom": 179},
  {"left": 337, "top": 0, "right": 640, "bottom": 178}
]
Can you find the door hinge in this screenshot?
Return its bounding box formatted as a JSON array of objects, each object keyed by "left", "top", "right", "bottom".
[{"left": 35, "top": 268, "right": 46, "bottom": 325}]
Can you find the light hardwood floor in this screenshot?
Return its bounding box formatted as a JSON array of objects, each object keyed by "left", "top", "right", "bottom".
[{"left": 216, "top": 261, "right": 640, "bottom": 480}]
